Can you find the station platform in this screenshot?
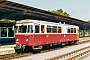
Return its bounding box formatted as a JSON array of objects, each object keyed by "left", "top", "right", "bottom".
[{"left": 0, "top": 44, "right": 15, "bottom": 55}]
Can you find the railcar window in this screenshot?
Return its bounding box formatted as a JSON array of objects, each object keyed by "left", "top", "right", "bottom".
[
  {"left": 47, "top": 26, "right": 52, "bottom": 33},
  {"left": 52, "top": 26, "right": 57, "bottom": 33},
  {"left": 67, "top": 28, "right": 70, "bottom": 33},
  {"left": 58, "top": 27, "right": 61, "bottom": 33},
  {"left": 74, "top": 28, "right": 76, "bottom": 33},
  {"left": 71, "top": 28, "right": 73, "bottom": 33},
  {"left": 28, "top": 25, "right": 33, "bottom": 33},
  {"left": 35, "top": 25, "right": 40, "bottom": 33},
  {"left": 1, "top": 28, "right": 7, "bottom": 37},
  {"left": 18, "top": 26, "right": 27, "bottom": 33},
  {"left": 41, "top": 25, "right": 44, "bottom": 33}
]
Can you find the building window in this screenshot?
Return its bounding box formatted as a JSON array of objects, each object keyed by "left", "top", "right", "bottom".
[
  {"left": 1, "top": 28, "right": 7, "bottom": 37},
  {"left": 8, "top": 28, "right": 14, "bottom": 37},
  {"left": 0, "top": 27, "right": 14, "bottom": 37}
]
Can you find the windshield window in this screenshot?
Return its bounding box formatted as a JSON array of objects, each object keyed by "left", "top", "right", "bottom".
[
  {"left": 15, "top": 25, "right": 33, "bottom": 33},
  {"left": 18, "top": 25, "right": 27, "bottom": 33},
  {"left": 28, "top": 25, "right": 33, "bottom": 33}
]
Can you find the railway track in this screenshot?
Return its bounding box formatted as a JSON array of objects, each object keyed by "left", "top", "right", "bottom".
[
  {"left": 0, "top": 37, "right": 90, "bottom": 60},
  {"left": 13, "top": 41, "right": 90, "bottom": 60},
  {"left": 47, "top": 46, "right": 90, "bottom": 60}
]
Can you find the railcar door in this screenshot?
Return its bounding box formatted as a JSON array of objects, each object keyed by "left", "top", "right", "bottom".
[{"left": 34, "top": 24, "right": 40, "bottom": 45}]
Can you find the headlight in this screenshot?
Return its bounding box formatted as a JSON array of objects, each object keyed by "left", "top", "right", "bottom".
[
  {"left": 16, "top": 39, "right": 19, "bottom": 41},
  {"left": 26, "top": 39, "right": 28, "bottom": 42}
]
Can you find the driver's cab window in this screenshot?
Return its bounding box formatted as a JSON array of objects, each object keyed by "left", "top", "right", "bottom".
[
  {"left": 19, "top": 25, "right": 27, "bottom": 33},
  {"left": 27, "top": 25, "right": 33, "bottom": 33},
  {"left": 35, "top": 25, "right": 40, "bottom": 33}
]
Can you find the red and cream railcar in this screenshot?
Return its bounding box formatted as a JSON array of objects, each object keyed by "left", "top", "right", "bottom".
[{"left": 15, "top": 19, "right": 79, "bottom": 50}]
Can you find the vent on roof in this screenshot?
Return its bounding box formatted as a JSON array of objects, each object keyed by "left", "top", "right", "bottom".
[{"left": 59, "top": 22, "right": 61, "bottom": 24}]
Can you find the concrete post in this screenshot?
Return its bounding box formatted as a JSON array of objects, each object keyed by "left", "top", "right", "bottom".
[
  {"left": 83, "top": 30, "right": 85, "bottom": 37},
  {"left": 79, "top": 29, "right": 82, "bottom": 37},
  {"left": 89, "top": 29, "right": 90, "bottom": 37}
]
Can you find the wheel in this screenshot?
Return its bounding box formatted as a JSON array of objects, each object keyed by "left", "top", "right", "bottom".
[
  {"left": 14, "top": 48, "right": 23, "bottom": 54},
  {"left": 73, "top": 40, "right": 78, "bottom": 45},
  {"left": 43, "top": 44, "right": 50, "bottom": 50},
  {"left": 59, "top": 44, "right": 63, "bottom": 48},
  {"left": 68, "top": 41, "right": 72, "bottom": 45},
  {"left": 24, "top": 46, "right": 33, "bottom": 53}
]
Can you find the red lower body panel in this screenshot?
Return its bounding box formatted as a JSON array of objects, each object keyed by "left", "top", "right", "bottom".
[{"left": 15, "top": 34, "right": 79, "bottom": 46}]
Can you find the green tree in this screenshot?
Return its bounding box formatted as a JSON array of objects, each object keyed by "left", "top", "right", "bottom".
[
  {"left": 48, "top": 8, "right": 70, "bottom": 17},
  {"left": 88, "top": 20, "right": 90, "bottom": 23}
]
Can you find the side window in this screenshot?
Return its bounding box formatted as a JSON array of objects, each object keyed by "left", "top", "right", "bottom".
[
  {"left": 52, "top": 26, "right": 57, "bottom": 33},
  {"left": 41, "top": 25, "right": 44, "bottom": 33},
  {"left": 58, "top": 27, "right": 62, "bottom": 33},
  {"left": 47, "top": 25, "right": 52, "bottom": 33},
  {"left": 74, "top": 28, "right": 76, "bottom": 33},
  {"left": 71, "top": 28, "right": 73, "bottom": 33},
  {"left": 35, "top": 25, "right": 40, "bottom": 33},
  {"left": 67, "top": 28, "right": 76, "bottom": 33},
  {"left": 67, "top": 28, "right": 70, "bottom": 33}
]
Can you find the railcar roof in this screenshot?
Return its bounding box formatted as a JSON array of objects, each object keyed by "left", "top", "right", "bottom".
[{"left": 16, "top": 19, "right": 79, "bottom": 28}]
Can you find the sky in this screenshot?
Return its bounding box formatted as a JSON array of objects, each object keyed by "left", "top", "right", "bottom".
[{"left": 10, "top": 0, "right": 90, "bottom": 21}]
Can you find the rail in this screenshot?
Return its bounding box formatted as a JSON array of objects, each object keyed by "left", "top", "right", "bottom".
[{"left": 47, "top": 46, "right": 90, "bottom": 60}]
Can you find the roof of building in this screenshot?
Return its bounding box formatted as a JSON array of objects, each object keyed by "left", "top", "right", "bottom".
[{"left": 0, "top": 0, "right": 90, "bottom": 30}]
